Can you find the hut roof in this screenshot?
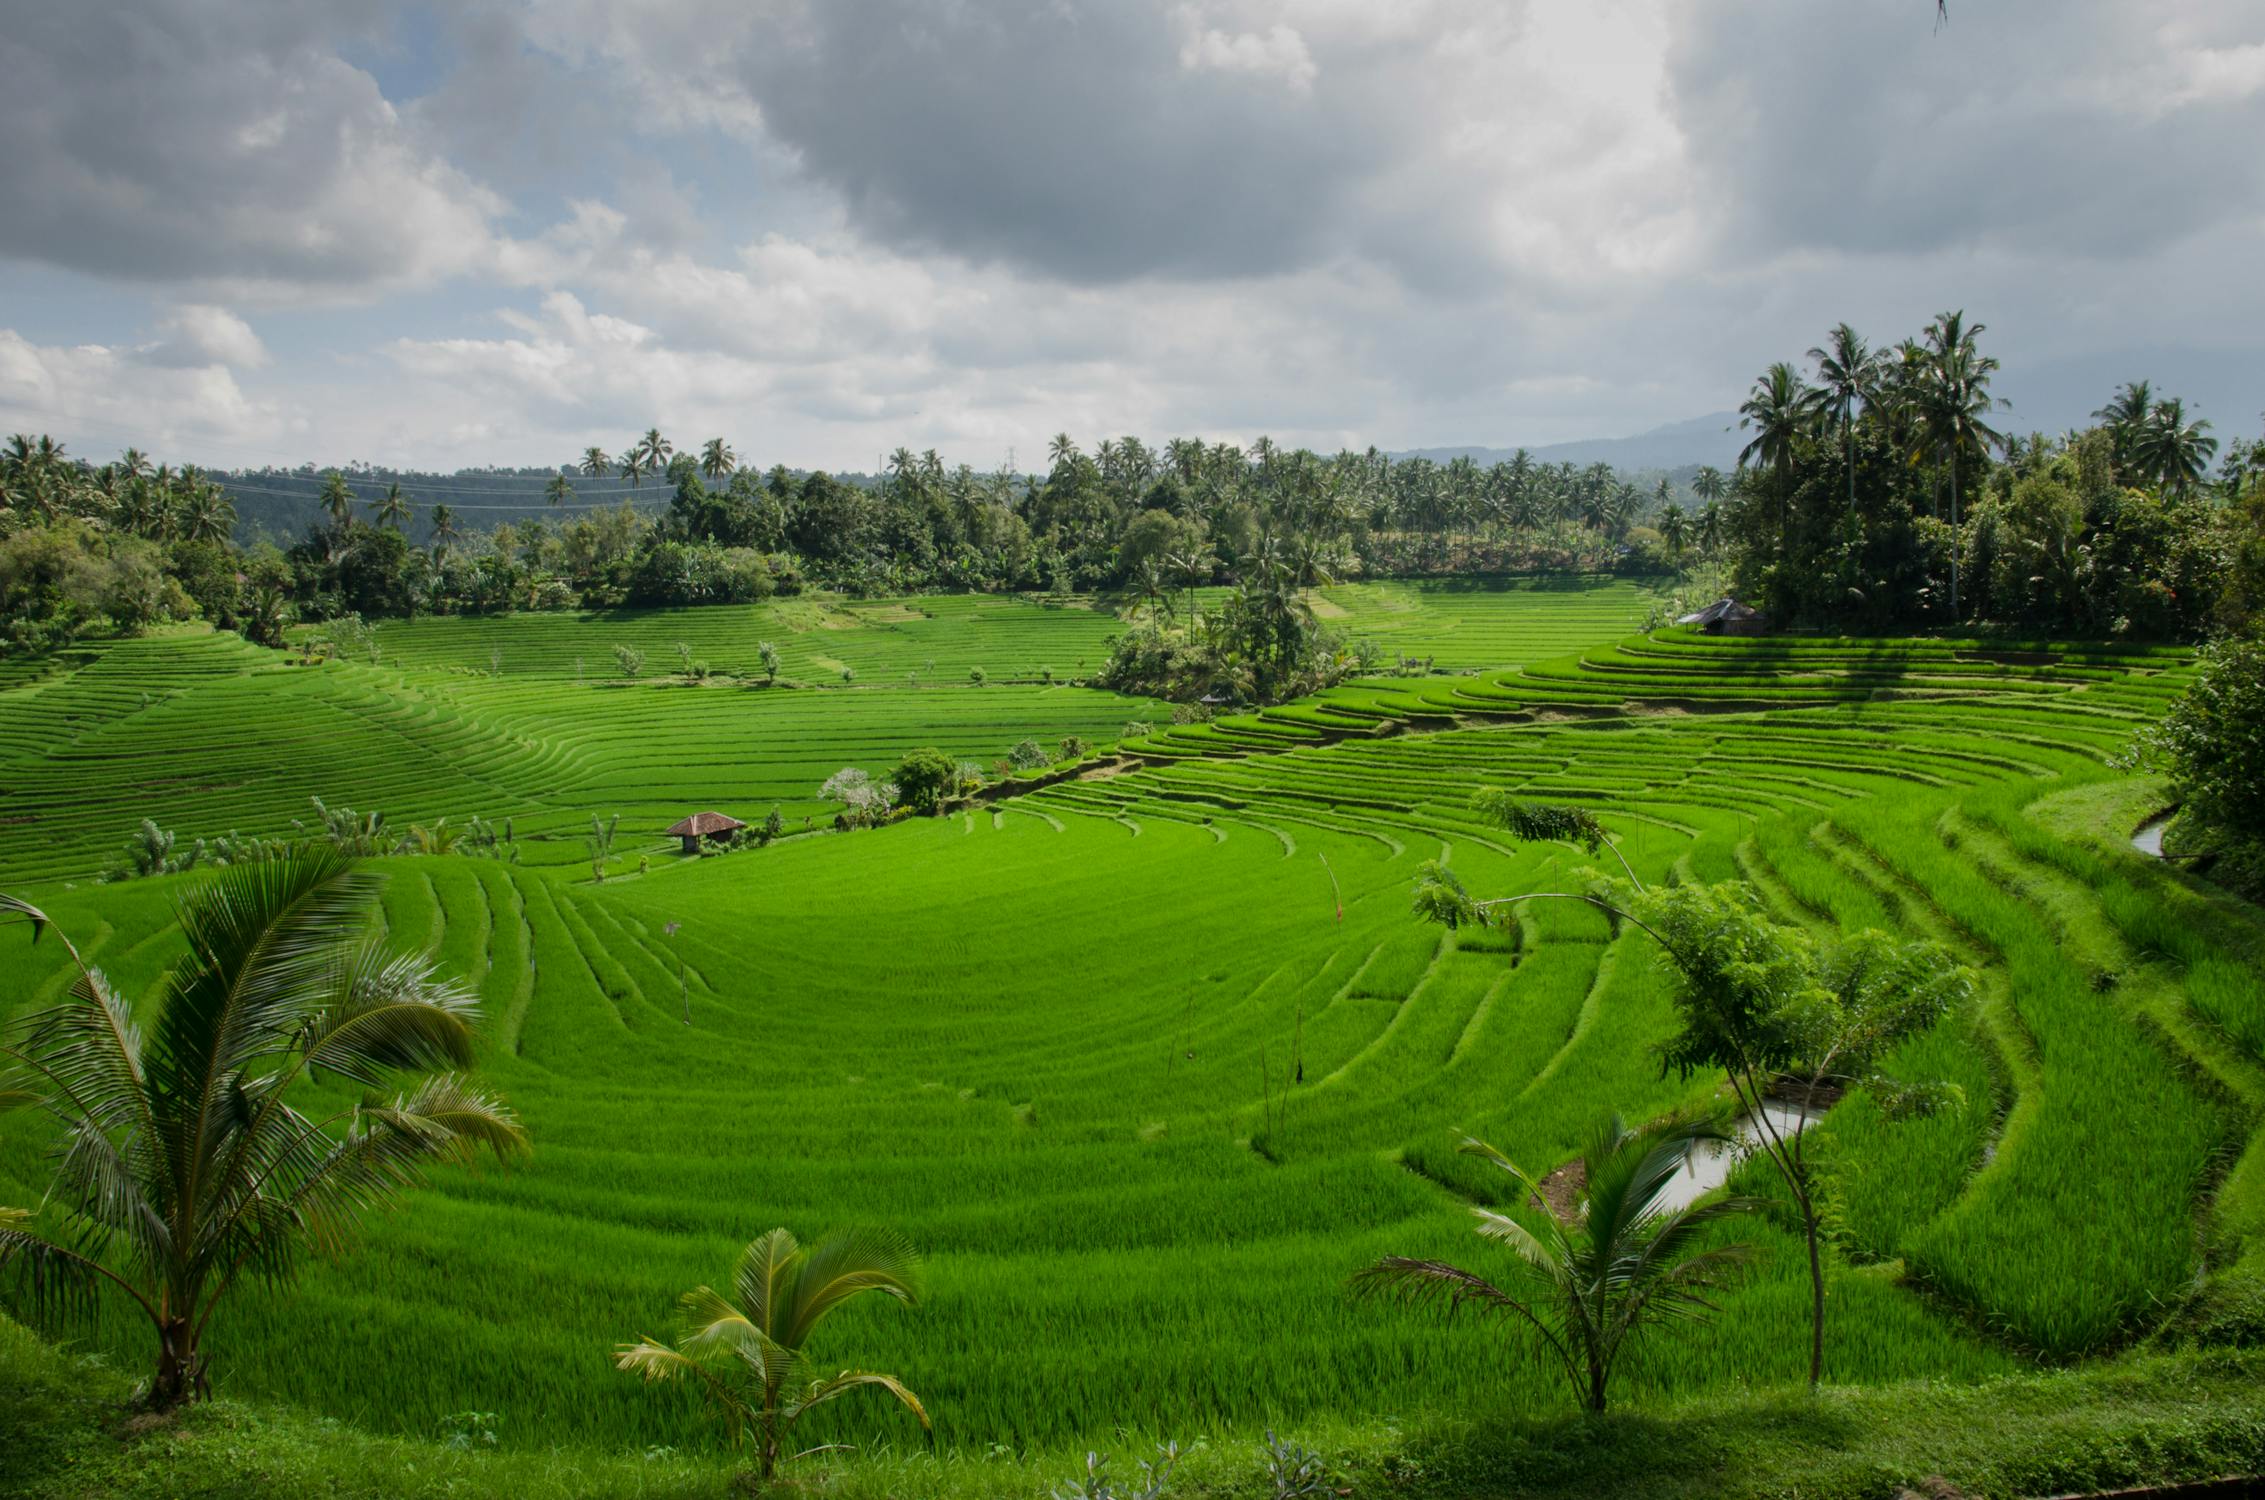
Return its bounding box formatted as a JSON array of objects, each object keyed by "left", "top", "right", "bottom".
[
  {"left": 1677, "top": 597, "right": 1765, "bottom": 627},
  {"left": 665, "top": 811, "right": 746, "bottom": 838}
]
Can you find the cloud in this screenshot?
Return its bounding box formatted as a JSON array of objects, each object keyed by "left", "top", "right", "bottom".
[
  {"left": 1666, "top": 0, "right": 2265, "bottom": 263},
  {"left": 0, "top": 0, "right": 505, "bottom": 299},
  {"left": 144, "top": 306, "right": 270, "bottom": 370},
  {"left": 0, "top": 329, "right": 289, "bottom": 456}
]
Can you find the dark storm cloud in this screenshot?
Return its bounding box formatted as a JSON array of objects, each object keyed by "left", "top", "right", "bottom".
[
  {"left": 1667, "top": 0, "right": 2265, "bottom": 261},
  {"left": 731, "top": 1, "right": 1390, "bottom": 283},
  {"left": 0, "top": 0, "right": 496, "bottom": 292}
]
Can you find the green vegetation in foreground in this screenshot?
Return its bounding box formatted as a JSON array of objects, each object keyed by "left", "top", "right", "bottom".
[{"left": 9, "top": 1316, "right": 2265, "bottom": 1500}]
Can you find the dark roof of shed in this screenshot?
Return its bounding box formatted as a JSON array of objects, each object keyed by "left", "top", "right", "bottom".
[
  {"left": 1677, "top": 597, "right": 1766, "bottom": 626},
  {"left": 665, "top": 811, "right": 745, "bottom": 837}
]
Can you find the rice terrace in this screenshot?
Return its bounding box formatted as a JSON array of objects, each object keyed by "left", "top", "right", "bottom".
[{"left": 6, "top": 5, "right": 2265, "bottom": 1500}]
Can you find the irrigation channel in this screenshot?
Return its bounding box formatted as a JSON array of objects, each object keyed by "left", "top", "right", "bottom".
[
  {"left": 1653, "top": 1100, "right": 1821, "bottom": 1214},
  {"left": 2134, "top": 812, "right": 2174, "bottom": 859}
]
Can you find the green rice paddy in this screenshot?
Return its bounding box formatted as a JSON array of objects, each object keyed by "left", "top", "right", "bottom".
[{"left": 5, "top": 574, "right": 2263, "bottom": 1464}]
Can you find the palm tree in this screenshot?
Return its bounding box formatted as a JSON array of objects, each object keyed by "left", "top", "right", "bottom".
[
  {"left": 544, "top": 474, "right": 574, "bottom": 508},
  {"left": 318, "top": 471, "right": 357, "bottom": 530},
  {"left": 180, "top": 485, "right": 235, "bottom": 545},
  {"left": 1738, "top": 362, "right": 1812, "bottom": 544},
  {"left": 700, "top": 438, "right": 737, "bottom": 482},
  {"left": 1917, "top": 311, "right": 2003, "bottom": 616},
  {"left": 616, "top": 1227, "right": 929, "bottom": 1479},
  {"left": 1805, "top": 323, "right": 1875, "bottom": 514},
  {"left": 617, "top": 450, "right": 648, "bottom": 488},
  {"left": 0, "top": 852, "right": 526, "bottom": 1408},
  {"left": 1658, "top": 503, "right": 1691, "bottom": 573},
  {"left": 581, "top": 447, "right": 611, "bottom": 480},
  {"left": 1355, "top": 1115, "right": 1757, "bottom": 1414},
  {"left": 429, "top": 503, "right": 462, "bottom": 553},
  {"left": 1696, "top": 499, "right": 1725, "bottom": 556},
  {"left": 370, "top": 482, "right": 411, "bottom": 531},
  {"left": 2092, "top": 380, "right": 2154, "bottom": 477},
  {"left": 635, "top": 427, "right": 673, "bottom": 475},
  {"left": 2138, "top": 397, "right": 2217, "bottom": 496}
]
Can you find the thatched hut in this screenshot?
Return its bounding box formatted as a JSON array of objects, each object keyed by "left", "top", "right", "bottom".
[
  {"left": 665, "top": 810, "right": 745, "bottom": 854},
  {"left": 1676, "top": 598, "right": 1769, "bottom": 637}
]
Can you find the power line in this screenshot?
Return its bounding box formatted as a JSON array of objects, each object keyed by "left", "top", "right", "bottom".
[
  {"left": 213, "top": 478, "right": 675, "bottom": 513},
  {"left": 219, "top": 474, "right": 667, "bottom": 497}
]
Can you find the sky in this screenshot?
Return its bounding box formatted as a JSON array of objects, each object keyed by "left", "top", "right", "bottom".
[{"left": 0, "top": 0, "right": 2260, "bottom": 475}]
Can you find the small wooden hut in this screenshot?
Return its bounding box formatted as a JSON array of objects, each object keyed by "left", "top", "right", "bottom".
[
  {"left": 1676, "top": 598, "right": 1769, "bottom": 637},
  {"left": 665, "top": 810, "right": 745, "bottom": 854}
]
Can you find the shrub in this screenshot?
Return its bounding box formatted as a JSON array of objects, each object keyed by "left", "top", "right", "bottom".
[
  {"left": 970, "top": 667, "right": 988, "bottom": 687},
  {"left": 893, "top": 747, "right": 958, "bottom": 813},
  {"left": 613, "top": 644, "right": 644, "bottom": 678},
  {"left": 1009, "top": 738, "right": 1051, "bottom": 771},
  {"left": 2140, "top": 638, "right": 2265, "bottom": 839},
  {"left": 1059, "top": 735, "right": 1090, "bottom": 761}
]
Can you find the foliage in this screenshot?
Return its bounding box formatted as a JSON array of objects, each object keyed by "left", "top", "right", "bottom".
[
  {"left": 0, "top": 852, "right": 525, "bottom": 1406},
  {"left": 613, "top": 644, "right": 644, "bottom": 679},
  {"left": 821, "top": 768, "right": 898, "bottom": 828},
  {"left": 1355, "top": 1114, "right": 1760, "bottom": 1413},
  {"left": 2136, "top": 637, "right": 2265, "bottom": 840},
  {"left": 1051, "top": 1444, "right": 1181, "bottom": 1500},
  {"left": 892, "top": 748, "right": 959, "bottom": 814},
  {"left": 614, "top": 1226, "right": 928, "bottom": 1479},
  {"left": 1008, "top": 739, "right": 1051, "bottom": 771}
]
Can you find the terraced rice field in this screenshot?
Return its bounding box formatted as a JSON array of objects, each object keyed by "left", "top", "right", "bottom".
[{"left": 5, "top": 586, "right": 2264, "bottom": 1464}]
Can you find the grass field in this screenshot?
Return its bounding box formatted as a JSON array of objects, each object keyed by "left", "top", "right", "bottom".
[{"left": 5, "top": 576, "right": 2264, "bottom": 1477}]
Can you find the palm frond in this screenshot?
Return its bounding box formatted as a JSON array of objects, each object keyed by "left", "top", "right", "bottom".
[
  {"left": 8, "top": 968, "right": 151, "bottom": 1138},
  {"left": 735, "top": 1227, "right": 802, "bottom": 1338},
  {"left": 781, "top": 1226, "right": 923, "bottom": 1346},
  {"left": 296, "top": 944, "right": 482, "bottom": 1086},
  {"left": 789, "top": 1369, "right": 931, "bottom": 1431}
]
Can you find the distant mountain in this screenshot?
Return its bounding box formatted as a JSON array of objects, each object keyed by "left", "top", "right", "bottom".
[{"left": 1393, "top": 412, "right": 1743, "bottom": 475}]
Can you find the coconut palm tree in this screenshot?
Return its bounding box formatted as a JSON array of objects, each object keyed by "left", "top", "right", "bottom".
[
  {"left": 635, "top": 427, "right": 673, "bottom": 475},
  {"left": 1805, "top": 323, "right": 1876, "bottom": 514},
  {"left": 0, "top": 852, "right": 526, "bottom": 1408},
  {"left": 1738, "top": 363, "right": 1812, "bottom": 545},
  {"left": 581, "top": 447, "right": 612, "bottom": 480},
  {"left": 1916, "top": 311, "right": 2004, "bottom": 616},
  {"left": 429, "top": 503, "right": 462, "bottom": 553},
  {"left": 700, "top": 438, "right": 737, "bottom": 482},
  {"left": 1696, "top": 499, "right": 1725, "bottom": 556},
  {"left": 617, "top": 450, "right": 648, "bottom": 488},
  {"left": 2092, "top": 380, "right": 2154, "bottom": 477},
  {"left": 1658, "top": 503, "right": 1691, "bottom": 573},
  {"left": 616, "top": 1226, "right": 929, "bottom": 1479},
  {"left": 180, "top": 485, "right": 235, "bottom": 546},
  {"left": 2137, "top": 397, "right": 2218, "bottom": 496},
  {"left": 318, "top": 471, "right": 357, "bottom": 530},
  {"left": 1355, "top": 1114, "right": 1757, "bottom": 1414},
  {"left": 370, "top": 482, "right": 411, "bottom": 531},
  {"left": 544, "top": 474, "right": 574, "bottom": 508}
]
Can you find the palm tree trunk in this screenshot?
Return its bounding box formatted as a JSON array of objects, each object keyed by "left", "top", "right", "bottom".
[
  {"left": 1803, "top": 1194, "right": 1826, "bottom": 1389},
  {"left": 1949, "top": 457, "right": 1962, "bottom": 619},
  {"left": 151, "top": 1315, "right": 203, "bottom": 1409}
]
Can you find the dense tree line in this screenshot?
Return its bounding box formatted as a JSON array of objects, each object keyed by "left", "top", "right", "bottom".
[
  {"left": 3, "top": 425, "right": 1694, "bottom": 658},
  {"left": 1713, "top": 313, "right": 2263, "bottom": 639}
]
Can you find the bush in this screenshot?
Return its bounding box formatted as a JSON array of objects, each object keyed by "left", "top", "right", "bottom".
[
  {"left": 2142, "top": 638, "right": 2265, "bottom": 839},
  {"left": 613, "top": 644, "right": 644, "bottom": 678},
  {"left": 970, "top": 667, "right": 987, "bottom": 687},
  {"left": 892, "top": 747, "right": 958, "bottom": 813},
  {"left": 1059, "top": 735, "right": 1090, "bottom": 761},
  {"left": 1009, "top": 739, "right": 1051, "bottom": 771}
]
